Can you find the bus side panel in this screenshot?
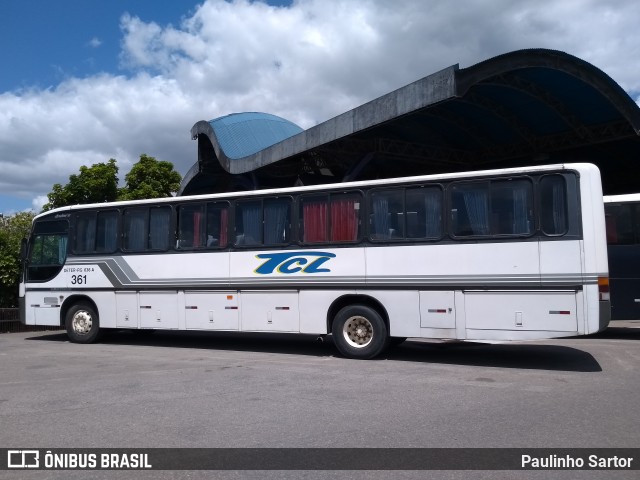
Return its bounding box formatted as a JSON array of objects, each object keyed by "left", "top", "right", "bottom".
[
  {"left": 419, "top": 291, "right": 456, "bottom": 330},
  {"left": 298, "top": 290, "right": 355, "bottom": 334},
  {"left": 240, "top": 291, "right": 299, "bottom": 332},
  {"left": 229, "top": 249, "right": 366, "bottom": 289},
  {"left": 360, "top": 290, "right": 421, "bottom": 338},
  {"left": 123, "top": 252, "right": 230, "bottom": 287},
  {"left": 539, "top": 240, "right": 583, "bottom": 288},
  {"left": 84, "top": 291, "right": 118, "bottom": 328},
  {"left": 184, "top": 291, "right": 239, "bottom": 330},
  {"left": 365, "top": 243, "right": 540, "bottom": 289},
  {"left": 464, "top": 290, "right": 578, "bottom": 334},
  {"left": 34, "top": 306, "right": 61, "bottom": 326},
  {"left": 116, "top": 291, "right": 138, "bottom": 328},
  {"left": 139, "top": 291, "right": 179, "bottom": 329},
  {"left": 24, "top": 288, "right": 63, "bottom": 326}
]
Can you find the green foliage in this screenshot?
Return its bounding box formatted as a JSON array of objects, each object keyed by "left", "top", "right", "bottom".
[
  {"left": 0, "top": 211, "right": 35, "bottom": 307},
  {"left": 1, "top": 155, "right": 182, "bottom": 305},
  {"left": 118, "top": 154, "right": 182, "bottom": 201},
  {"left": 41, "top": 155, "right": 182, "bottom": 212},
  {"left": 43, "top": 159, "right": 119, "bottom": 211}
]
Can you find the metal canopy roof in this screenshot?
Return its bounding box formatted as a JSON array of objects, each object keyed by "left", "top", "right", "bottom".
[{"left": 180, "top": 48, "right": 640, "bottom": 196}]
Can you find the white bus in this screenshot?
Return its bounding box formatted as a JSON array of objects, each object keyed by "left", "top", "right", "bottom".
[
  {"left": 20, "top": 163, "right": 610, "bottom": 359},
  {"left": 604, "top": 193, "right": 640, "bottom": 320}
]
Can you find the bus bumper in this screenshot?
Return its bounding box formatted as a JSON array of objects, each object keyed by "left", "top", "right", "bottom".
[
  {"left": 19, "top": 297, "right": 26, "bottom": 325},
  {"left": 599, "top": 300, "right": 611, "bottom": 332}
]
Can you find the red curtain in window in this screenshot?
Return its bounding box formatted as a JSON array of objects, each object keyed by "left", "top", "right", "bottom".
[
  {"left": 219, "top": 208, "right": 228, "bottom": 247},
  {"left": 331, "top": 199, "right": 357, "bottom": 241},
  {"left": 192, "top": 211, "right": 202, "bottom": 247},
  {"left": 303, "top": 202, "right": 327, "bottom": 242}
]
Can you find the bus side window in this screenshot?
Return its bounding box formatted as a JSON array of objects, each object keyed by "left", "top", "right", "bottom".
[
  {"left": 177, "top": 204, "right": 205, "bottom": 249},
  {"left": 300, "top": 193, "right": 361, "bottom": 244},
  {"left": 369, "top": 189, "right": 403, "bottom": 240},
  {"left": 206, "top": 202, "right": 229, "bottom": 248},
  {"left": 539, "top": 175, "right": 568, "bottom": 236},
  {"left": 149, "top": 207, "right": 171, "bottom": 251},
  {"left": 235, "top": 200, "right": 262, "bottom": 246},
  {"left": 74, "top": 213, "right": 97, "bottom": 253},
  {"left": 490, "top": 179, "right": 534, "bottom": 236},
  {"left": 96, "top": 211, "right": 118, "bottom": 253},
  {"left": 264, "top": 198, "right": 291, "bottom": 245},
  {"left": 300, "top": 195, "right": 328, "bottom": 243},
  {"left": 406, "top": 187, "right": 442, "bottom": 239},
  {"left": 450, "top": 183, "right": 490, "bottom": 237},
  {"left": 123, "top": 209, "right": 147, "bottom": 251},
  {"left": 330, "top": 193, "right": 361, "bottom": 242}
]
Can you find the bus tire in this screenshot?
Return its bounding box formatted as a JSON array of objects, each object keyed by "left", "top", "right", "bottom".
[
  {"left": 331, "top": 305, "right": 388, "bottom": 359},
  {"left": 65, "top": 303, "right": 101, "bottom": 344}
]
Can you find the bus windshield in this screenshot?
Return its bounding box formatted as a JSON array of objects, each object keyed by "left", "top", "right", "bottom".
[{"left": 27, "top": 220, "right": 69, "bottom": 282}]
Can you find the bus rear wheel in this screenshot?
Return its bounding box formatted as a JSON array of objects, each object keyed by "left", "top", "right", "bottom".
[
  {"left": 65, "top": 303, "right": 101, "bottom": 344},
  {"left": 331, "top": 305, "right": 388, "bottom": 359}
]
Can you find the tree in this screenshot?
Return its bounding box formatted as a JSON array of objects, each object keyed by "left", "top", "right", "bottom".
[
  {"left": 41, "top": 154, "right": 181, "bottom": 212},
  {"left": 0, "top": 211, "right": 35, "bottom": 307},
  {"left": 118, "top": 154, "right": 182, "bottom": 200},
  {"left": 43, "top": 158, "right": 119, "bottom": 211}
]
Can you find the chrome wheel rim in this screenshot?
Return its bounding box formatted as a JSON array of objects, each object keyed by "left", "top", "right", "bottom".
[
  {"left": 71, "top": 310, "right": 93, "bottom": 335},
  {"left": 342, "top": 315, "right": 373, "bottom": 348}
]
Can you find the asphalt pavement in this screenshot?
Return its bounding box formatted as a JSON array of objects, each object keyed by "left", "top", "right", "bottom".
[{"left": 1, "top": 321, "right": 639, "bottom": 480}]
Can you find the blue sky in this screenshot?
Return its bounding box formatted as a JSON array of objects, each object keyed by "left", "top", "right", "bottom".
[
  {"left": 0, "top": 1, "right": 204, "bottom": 212},
  {"left": 0, "top": 0, "right": 286, "bottom": 213},
  {"left": 0, "top": 1, "right": 291, "bottom": 92},
  {"left": 1, "top": 0, "right": 639, "bottom": 215},
  {"left": 2, "top": 2, "right": 173, "bottom": 91}
]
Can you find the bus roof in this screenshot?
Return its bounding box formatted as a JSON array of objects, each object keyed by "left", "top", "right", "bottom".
[
  {"left": 604, "top": 193, "right": 640, "bottom": 203},
  {"left": 34, "top": 162, "right": 597, "bottom": 221}
]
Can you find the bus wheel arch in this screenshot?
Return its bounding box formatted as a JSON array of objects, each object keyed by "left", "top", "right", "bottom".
[
  {"left": 328, "top": 295, "right": 390, "bottom": 359},
  {"left": 62, "top": 296, "right": 101, "bottom": 344}
]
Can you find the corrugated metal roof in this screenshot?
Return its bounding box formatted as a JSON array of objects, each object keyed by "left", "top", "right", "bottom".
[{"left": 209, "top": 112, "right": 303, "bottom": 160}]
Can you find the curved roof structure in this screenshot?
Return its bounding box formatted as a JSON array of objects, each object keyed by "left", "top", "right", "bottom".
[
  {"left": 180, "top": 48, "right": 640, "bottom": 196},
  {"left": 193, "top": 112, "right": 303, "bottom": 161}
]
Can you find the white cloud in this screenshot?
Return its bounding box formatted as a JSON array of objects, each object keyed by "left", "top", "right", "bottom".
[
  {"left": 32, "top": 196, "right": 48, "bottom": 212},
  {"left": 1, "top": 0, "right": 639, "bottom": 211},
  {"left": 88, "top": 37, "right": 103, "bottom": 48}
]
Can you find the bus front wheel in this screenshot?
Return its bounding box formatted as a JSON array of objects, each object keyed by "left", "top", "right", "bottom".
[
  {"left": 65, "top": 303, "right": 101, "bottom": 344},
  {"left": 331, "top": 305, "right": 388, "bottom": 359}
]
